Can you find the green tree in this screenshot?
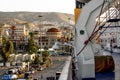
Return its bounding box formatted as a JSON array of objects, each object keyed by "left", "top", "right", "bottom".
[
  {"left": 0, "top": 36, "right": 14, "bottom": 62},
  {"left": 29, "top": 32, "right": 34, "bottom": 38},
  {"left": 29, "top": 46, "right": 38, "bottom": 54},
  {"left": 33, "top": 55, "right": 42, "bottom": 64},
  {"left": 25, "top": 32, "right": 38, "bottom": 54},
  {"left": 42, "top": 50, "right": 50, "bottom": 63}
]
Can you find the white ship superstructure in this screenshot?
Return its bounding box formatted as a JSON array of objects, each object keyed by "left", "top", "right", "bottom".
[{"left": 59, "top": 0, "right": 120, "bottom": 80}]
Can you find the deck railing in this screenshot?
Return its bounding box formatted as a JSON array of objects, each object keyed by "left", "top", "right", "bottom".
[{"left": 58, "top": 56, "right": 72, "bottom": 80}]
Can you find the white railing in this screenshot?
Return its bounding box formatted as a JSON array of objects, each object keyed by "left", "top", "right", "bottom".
[{"left": 58, "top": 56, "right": 72, "bottom": 80}]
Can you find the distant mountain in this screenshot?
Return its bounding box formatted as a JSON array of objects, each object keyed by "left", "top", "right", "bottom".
[{"left": 0, "top": 12, "right": 74, "bottom": 25}]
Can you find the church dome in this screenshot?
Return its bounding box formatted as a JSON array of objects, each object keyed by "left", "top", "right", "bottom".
[{"left": 47, "top": 28, "right": 60, "bottom": 32}]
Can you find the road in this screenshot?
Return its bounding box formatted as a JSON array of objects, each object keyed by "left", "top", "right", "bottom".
[
  {"left": 0, "top": 67, "right": 9, "bottom": 79},
  {"left": 32, "top": 55, "right": 68, "bottom": 79},
  {"left": 0, "top": 55, "right": 69, "bottom": 79}
]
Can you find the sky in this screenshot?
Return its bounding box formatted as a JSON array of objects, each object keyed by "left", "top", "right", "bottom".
[{"left": 0, "top": 0, "right": 75, "bottom": 14}]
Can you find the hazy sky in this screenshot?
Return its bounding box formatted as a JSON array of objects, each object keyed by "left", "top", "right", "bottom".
[{"left": 0, "top": 0, "right": 75, "bottom": 14}]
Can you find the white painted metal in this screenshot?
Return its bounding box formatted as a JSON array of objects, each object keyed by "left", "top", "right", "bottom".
[{"left": 74, "top": 0, "right": 114, "bottom": 79}]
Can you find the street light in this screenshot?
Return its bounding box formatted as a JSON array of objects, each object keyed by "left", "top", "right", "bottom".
[
  {"left": 68, "top": 17, "right": 71, "bottom": 26},
  {"left": 38, "top": 15, "right": 43, "bottom": 51}
]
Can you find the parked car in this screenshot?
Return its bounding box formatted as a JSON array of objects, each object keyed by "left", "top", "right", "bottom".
[
  {"left": 37, "top": 66, "right": 44, "bottom": 71},
  {"left": 2, "top": 74, "right": 18, "bottom": 80},
  {"left": 24, "top": 72, "right": 33, "bottom": 79},
  {"left": 29, "top": 68, "right": 35, "bottom": 74},
  {"left": 15, "top": 66, "right": 24, "bottom": 74},
  {"left": 7, "top": 68, "right": 18, "bottom": 74},
  {"left": 33, "top": 78, "right": 39, "bottom": 80},
  {"left": 58, "top": 52, "right": 66, "bottom": 55}
]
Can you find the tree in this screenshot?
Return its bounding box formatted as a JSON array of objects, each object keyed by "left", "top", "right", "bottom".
[
  {"left": 29, "top": 46, "right": 38, "bottom": 54},
  {"left": 0, "top": 36, "right": 14, "bottom": 62},
  {"left": 25, "top": 32, "right": 38, "bottom": 54},
  {"left": 42, "top": 50, "right": 50, "bottom": 64},
  {"left": 33, "top": 55, "right": 42, "bottom": 64}
]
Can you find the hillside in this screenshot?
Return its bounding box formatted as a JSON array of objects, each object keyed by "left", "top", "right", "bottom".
[{"left": 0, "top": 12, "right": 74, "bottom": 25}]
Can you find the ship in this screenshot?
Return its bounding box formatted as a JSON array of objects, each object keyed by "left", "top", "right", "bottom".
[{"left": 58, "top": 0, "right": 120, "bottom": 80}]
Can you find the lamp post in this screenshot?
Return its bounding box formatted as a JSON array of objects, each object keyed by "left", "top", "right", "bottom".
[
  {"left": 67, "top": 17, "right": 75, "bottom": 54},
  {"left": 68, "top": 17, "right": 71, "bottom": 26},
  {"left": 38, "top": 15, "right": 43, "bottom": 52}
]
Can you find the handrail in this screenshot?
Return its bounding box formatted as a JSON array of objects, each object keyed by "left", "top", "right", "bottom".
[
  {"left": 98, "top": 0, "right": 120, "bottom": 26},
  {"left": 89, "top": 0, "right": 120, "bottom": 41},
  {"left": 58, "top": 56, "right": 72, "bottom": 80},
  {"left": 97, "top": 7, "right": 120, "bottom": 39}
]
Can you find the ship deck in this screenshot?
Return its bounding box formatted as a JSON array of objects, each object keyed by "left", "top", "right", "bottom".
[{"left": 96, "top": 51, "right": 120, "bottom": 80}]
